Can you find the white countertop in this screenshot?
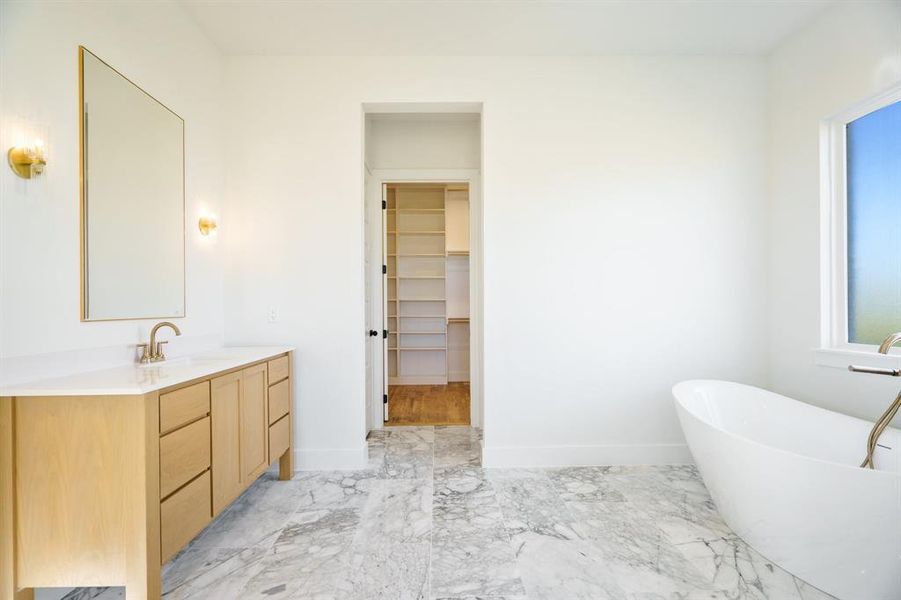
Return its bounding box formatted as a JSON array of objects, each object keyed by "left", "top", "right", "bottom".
[{"left": 0, "top": 346, "right": 294, "bottom": 397}]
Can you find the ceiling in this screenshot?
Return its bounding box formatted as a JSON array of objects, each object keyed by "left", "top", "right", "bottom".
[{"left": 182, "top": 0, "right": 836, "bottom": 57}]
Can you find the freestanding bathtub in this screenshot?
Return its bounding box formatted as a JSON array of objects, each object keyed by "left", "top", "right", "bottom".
[{"left": 673, "top": 380, "right": 901, "bottom": 600}]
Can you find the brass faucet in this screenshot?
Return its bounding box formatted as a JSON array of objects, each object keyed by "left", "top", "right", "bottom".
[
  {"left": 850, "top": 332, "right": 901, "bottom": 469},
  {"left": 878, "top": 332, "right": 901, "bottom": 354},
  {"left": 138, "top": 321, "right": 182, "bottom": 363}
]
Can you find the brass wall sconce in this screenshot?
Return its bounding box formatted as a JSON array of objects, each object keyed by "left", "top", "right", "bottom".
[
  {"left": 8, "top": 140, "right": 47, "bottom": 179},
  {"left": 198, "top": 216, "right": 217, "bottom": 236}
]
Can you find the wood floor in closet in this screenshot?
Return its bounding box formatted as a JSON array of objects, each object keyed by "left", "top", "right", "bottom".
[{"left": 386, "top": 383, "right": 470, "bottom": 426}]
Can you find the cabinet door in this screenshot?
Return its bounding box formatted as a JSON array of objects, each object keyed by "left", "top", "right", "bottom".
[
  {"left": 240, "top": 363, "right": 269, "bottom": 483},
  {"left": 211, "top": 371, "right": 242, "bottom": 515}
]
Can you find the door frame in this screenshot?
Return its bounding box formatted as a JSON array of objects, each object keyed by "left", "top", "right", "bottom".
[{"left": 364, "top": 168, "right": 483, "bottom": 430}]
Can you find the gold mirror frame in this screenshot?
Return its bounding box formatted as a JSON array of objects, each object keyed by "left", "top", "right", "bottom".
[{"left": 78, "top": 46, "right": 187, "bottom": 322}]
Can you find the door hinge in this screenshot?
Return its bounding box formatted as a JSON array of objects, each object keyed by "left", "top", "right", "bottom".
[
  {"left": 383, "top": 329, "right": 388, "bottom": 339},
  {"left": 382, "top": 264, "right": 387, "bottom": 274},
  {"left": 382, "top": 200, "right": 387, "bottom": 209},
  {"left": 383, "top": 393, "right": 388, "bottom": 404}
]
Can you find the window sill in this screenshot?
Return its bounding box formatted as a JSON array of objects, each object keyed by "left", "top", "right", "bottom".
[{"left": 814, "top": 346, "right": 901, "bottom": 371}]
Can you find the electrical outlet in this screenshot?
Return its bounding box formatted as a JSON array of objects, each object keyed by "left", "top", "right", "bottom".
[{"left": 267, "top": 307, "right": 279, "bottom": 323}]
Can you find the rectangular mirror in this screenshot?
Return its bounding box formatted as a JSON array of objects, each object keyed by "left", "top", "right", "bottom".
[{"left": 80, "top": 46, "right": 185, "bottom": 321}]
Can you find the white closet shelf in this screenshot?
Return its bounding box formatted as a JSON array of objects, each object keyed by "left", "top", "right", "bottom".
[
  {"left": 447, "top": 250, "right": 470, "bottom": 256},
  {"left": 399, "top": 347, "right": 446, "bottom": 351},
  {"left": 398, "top": 314, "right": 445, "bottom": 318},
  {"left": 393, "top": 253, "right": 445, "bottom": 257},
  {"left": 447, "top": 317, "right": 470, "bottom": 323},
  {"left": 397, "top": 208, "right": 444, "bottom": 213},
  {"left": 398, "top": 297, "right": 446, "bottom": 302},
  {"left": 397, "top": 275, "right": 445, "bottom": 279},
  {"left": 397, "top": 231, "right": 445, "bottom": 235}
]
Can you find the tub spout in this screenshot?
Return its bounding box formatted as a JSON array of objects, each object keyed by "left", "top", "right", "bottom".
[
  {"left": 860, "top": 390, "right": 901, "bottom": 469},
  {"left": 859, "top": 332, "right": 901, "bottom": 469}
]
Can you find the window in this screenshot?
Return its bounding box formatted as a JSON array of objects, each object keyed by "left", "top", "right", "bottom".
[
  {"left": 821, "top": 88, "right": 901, "bottom": 357},
  {"left": 846, "top": 100, "right": 901, "bottom": 345}
]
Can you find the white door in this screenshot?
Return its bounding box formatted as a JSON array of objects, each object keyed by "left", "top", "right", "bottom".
[
  {"left": 364, "top": 169, "right": 373, "bottom": 430},
  {"left": 365, "top": 173, "right": 389, "bottom": 431},
  {"left": 363, "top": 171, "right": 388, "bottom": 430},
  {"left": 381, "top": 183, "right": 389, "bottom": 422}
]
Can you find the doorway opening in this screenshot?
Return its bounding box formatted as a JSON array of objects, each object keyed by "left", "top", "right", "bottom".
[
  {"left": 384, "top": 182, "right": 471, "bottom": 425},
  {"left": 362, "top": 109, "right": 482, "bottom": 432}
]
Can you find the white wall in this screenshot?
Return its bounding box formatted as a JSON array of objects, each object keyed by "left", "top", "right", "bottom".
[
  {"left": 767, "top": 1, "right": 901, "bottom": 421},
  {"left": 224, "top": 55, "right": 769, "bottom": 467},
  {"left": 366, "top": 113, "right": 480, "bottom": 170},
  {"left": 0, "top": 1, "right": 225, "bottom": 375}
]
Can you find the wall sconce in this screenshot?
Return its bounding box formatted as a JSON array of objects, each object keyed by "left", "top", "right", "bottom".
[
  {"left": 198, "top": 216, "right": 218, "bottom": 236},
  {"left": 8, "top": 139, "right": 46, "bottom": 179}
]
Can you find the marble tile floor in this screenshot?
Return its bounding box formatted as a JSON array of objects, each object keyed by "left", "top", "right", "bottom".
[{"left": 63, "top": 426, "right": 835, "bottom": 600}]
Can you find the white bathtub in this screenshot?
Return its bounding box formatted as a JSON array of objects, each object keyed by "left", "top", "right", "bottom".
[{"left": 673, "top": 380, "right": 901, "bottom": 600}]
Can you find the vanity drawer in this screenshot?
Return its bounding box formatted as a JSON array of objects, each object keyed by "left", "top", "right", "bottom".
[
  {"left": 160, "top": 381, "right": 210, "bottom": 434},
  {"left": 268, "top": 378, "right": 290, "bottom": 424},
  {"left": 160, "top": 470, "right": 212, "bottom": 563},
  {"left": 160, "top": 417, "right": 211, "bottom": 498},
  {"left": 268, "top": 355, "right": 290, "bottom": 384},
  {"left": 269, "top": 414, "right": 290, "bottom": 460}
]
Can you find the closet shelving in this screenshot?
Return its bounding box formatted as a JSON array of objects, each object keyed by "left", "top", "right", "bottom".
[
  {"left": 445, "top": 184, "right": 471, "bottom": 383},
  {"left": 386, "top": 185, "right": 447, "bottom": 384},
  {"left": 385, "top": 183, "right": 470, "bottom": 385}
]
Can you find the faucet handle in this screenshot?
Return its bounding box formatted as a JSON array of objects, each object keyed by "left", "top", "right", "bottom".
[
  {"left": 154, "top": 340, "right": 169, "bottom": 362},
  {"left": 137, "top": 343, "right": 151, "bottom": 364},
  {"left": 848, "top": 365, "right": 901, "bottom": 377}
]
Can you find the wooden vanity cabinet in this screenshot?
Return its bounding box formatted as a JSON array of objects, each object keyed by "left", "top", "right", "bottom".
[
  {"left": 240, "top": 363, "right": 269, "bottom": 484},
  {"left": 210, "top": 362, "right": 272, "bottom": 515},
  {"left": 160, "top": 471, "right": 211, "bottom": 563},
  {"left": 267, "top": 356, "right": 294, "bottom": 480},
  {"left": 159, "top": 416, "right": 211, "bottom": 499},
  {"left": 211, "top": 371, "right": 243, "bottom": 514},
  {"left": 0, "top": 350, "right": 294, "bottom": 600}
]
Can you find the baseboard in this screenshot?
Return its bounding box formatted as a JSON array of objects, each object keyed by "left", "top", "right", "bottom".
[
  {"left": 448, "top": 371, "right": 470, "bottom": 382},
  {"left": 481, "top": 442, "right": 693, "bottom": 468},
  {"left": 294, "top": 444, "right": 368, "bottom": 471}
]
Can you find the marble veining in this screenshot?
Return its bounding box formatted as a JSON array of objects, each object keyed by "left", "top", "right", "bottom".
[{"left": 64, "top": 426, "right": 836, "bottom": 600}]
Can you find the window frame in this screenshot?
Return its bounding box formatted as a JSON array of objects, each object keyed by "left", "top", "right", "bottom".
[
  {"left": 817, "top": 85, "right": 901, "bottom": 369},
  {"left": 816, "top": 85, "right": 901, "bottom": 368}
]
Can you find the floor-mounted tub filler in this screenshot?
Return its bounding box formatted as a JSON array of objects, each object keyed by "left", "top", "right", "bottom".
[{"left": 673, "top": 380, "right": 901, "bottom": 600}]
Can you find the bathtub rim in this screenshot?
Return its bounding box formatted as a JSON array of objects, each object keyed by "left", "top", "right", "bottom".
[{"left": 672, "top": 379, "right": 900, "bottom": 478}]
